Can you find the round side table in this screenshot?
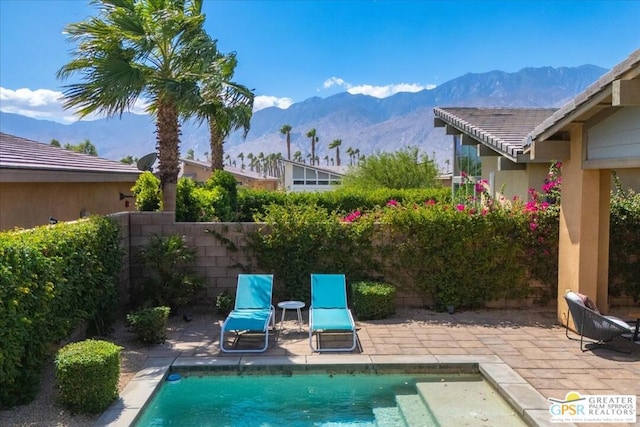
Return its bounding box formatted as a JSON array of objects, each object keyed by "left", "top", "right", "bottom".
[{"left": 278, "top": 300, "right": 305, "bottom": 332}]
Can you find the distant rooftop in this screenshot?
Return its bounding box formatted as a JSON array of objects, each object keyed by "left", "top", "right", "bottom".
[{"left": 0, "top": 133, "right": 141, "bottom": 175}]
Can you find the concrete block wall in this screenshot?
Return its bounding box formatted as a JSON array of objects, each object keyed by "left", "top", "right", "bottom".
[
  {"left": 126, "top": 212, "right": 265, "bottom": 306},
  {"left": 115, "top": 212, "right": 555, "bottom": 310}
]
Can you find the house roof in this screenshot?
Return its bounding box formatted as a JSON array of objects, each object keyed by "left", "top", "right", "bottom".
[
  {"left": 0, "top": 132, "right": 141, "bottom": 175},
  {"left": 180, "top": 158, "right": 280, "bottom": 181},
  {"left": 280, "top": 158, "right": 350, "bottom": 176},
  {"left": 433, "top": 107, "right": 557, "bottom": 161},
  {"left": 528, "top": 48, "right": 640, "bottom": 144}
]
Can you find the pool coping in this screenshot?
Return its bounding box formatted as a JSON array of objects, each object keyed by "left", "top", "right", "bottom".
[{"left": 95, "top": 354, "right": 572, "bottom": 427}]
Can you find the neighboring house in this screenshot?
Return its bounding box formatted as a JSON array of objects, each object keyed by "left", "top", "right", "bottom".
[
  {"left": 280, "top": 159, "right": 348, "bottom": 192},
  {"left": 436, "top": 48, "right": 640, "bottom": 321},
  {"left": 180, "top": 158, "right": 280, "bottom": 190},
  {"left": 433, "top": 108, "right": 558, "bottom": 201},
  {"left": 0, "top": 133, "right": 141, "bottom": 231}
]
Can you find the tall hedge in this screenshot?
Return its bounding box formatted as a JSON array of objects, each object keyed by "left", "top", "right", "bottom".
[{"left": 0, "top": 216, "right": 121, "bottom": 408}]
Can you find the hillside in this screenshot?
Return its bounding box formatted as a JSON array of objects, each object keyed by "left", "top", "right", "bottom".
[{"left": 0, "top": 64, "right": 606, "bottom": 168}]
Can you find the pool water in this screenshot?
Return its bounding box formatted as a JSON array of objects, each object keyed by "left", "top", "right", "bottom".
[{"left": 134, "top": 372, "right": 525, "bottom": 427}]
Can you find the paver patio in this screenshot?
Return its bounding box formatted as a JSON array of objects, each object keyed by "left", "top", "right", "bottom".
[{"left": 116, "top": 305, "right": 640, "bottom": 426}]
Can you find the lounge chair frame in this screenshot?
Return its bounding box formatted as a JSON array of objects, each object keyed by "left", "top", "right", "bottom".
[
  {"left": 309, "top": 274, "right": 357, "bottom": 352},
  {"left": 564, "top": 295, "right": 634, "bottom": 354},
  {"left": 220, "top": 274, "right": 275, "bottom": 353}
]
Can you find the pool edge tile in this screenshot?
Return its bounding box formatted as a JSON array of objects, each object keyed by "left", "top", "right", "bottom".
[{"left": 94, "top": 358, "right": 173, "bottom": 427}]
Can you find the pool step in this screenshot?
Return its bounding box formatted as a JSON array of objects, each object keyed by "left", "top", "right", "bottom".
[
  {"left": 372, "top": 406, "right": 406, "bottom": 427},
  {"left": 395, "top": 393, "right": 439, "bottom": 427},
  {"left": 416, "top": 381, "right": 527, "bottom": 426}
]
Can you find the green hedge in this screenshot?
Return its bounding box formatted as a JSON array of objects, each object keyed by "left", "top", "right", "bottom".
[
  {"left": 127, "top": 306, "right": 170, "bottom": 344},
  {"left": 55, "top": 339, "right": 122, "bottom": 414},
  {"left": 237, "top": 187, "right": 451, "bottom": 222},
  {"left": 0, "top": 216, "right": 121, "bottom": 408},
  {"left": 352, "top": 281, "right": 396, "bottom": 320},
  {"left": 247, "top": 203, "right": 379, "bottom": 303}
]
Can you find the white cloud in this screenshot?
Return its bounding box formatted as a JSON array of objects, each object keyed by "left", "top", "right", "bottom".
[
  {"left": 323, "top": 77, "right": 350, "bottom": 89},
  {"left": 253, "top": 95, "right": 294, "bottom": 111},
  {"left": 0, "top": 87, "right": 150, "bottom": 124},
  {"left": 320, "top": 77, "right": 436, "bottom": 98}
]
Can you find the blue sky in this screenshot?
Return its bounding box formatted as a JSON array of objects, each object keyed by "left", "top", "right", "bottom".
[{"left": 1, "top": 0, "right": 639, "bottom": 123}]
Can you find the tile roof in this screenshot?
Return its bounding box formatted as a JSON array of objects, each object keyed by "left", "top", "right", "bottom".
[
  {"left": 0, "top": 132, "right": 141, "bottom": 175},
  {"left": 528, "top": 48, "right": 640, "bottom": 144},
  {"left": 433, "top": 107, "right": 557, "bottom": 161}
]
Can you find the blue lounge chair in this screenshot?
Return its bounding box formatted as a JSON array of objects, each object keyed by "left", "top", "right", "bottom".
[
  {"left": 309, "top": 274, "right": 357, "bottom": 352},
  {"left": 220, "top": 274, "right": 275, "bottom": 353}
]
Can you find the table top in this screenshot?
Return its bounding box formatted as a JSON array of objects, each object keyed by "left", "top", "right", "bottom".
[{"left": 278, "top": 300, "right": 305, "bottom": 309}]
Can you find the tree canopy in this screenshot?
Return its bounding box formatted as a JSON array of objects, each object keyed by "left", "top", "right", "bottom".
[{"left": 340, "top": 146, "right": 441, "bottom": 190}]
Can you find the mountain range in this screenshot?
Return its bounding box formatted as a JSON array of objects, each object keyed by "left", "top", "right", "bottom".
[{"left": 0, "top": 64, "right": 607, "bottom": 169}]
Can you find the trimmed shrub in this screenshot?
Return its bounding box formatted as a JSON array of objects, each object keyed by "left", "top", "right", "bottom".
[
  {"left": 55, "top": 339, "right": 122, "bottom": 414},
  {"left": 0, "top": 216, "right": 121, "bottom": 408},
  {"left": 127, "top": 306, "right": 170, "bottom": 344},
  {"left": 352, "top": 281, "right": 396, "bottom": 320}
]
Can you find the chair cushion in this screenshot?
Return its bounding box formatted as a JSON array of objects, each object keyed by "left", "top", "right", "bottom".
[
  {"left": 566, "top": 291, "right": 599, "bottom": 313},
  {"left": 604, "top": 315, "right": 633, "bottom": 332}
]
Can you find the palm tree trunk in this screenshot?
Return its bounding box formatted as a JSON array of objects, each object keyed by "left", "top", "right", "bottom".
[
  {"left": 210, "top": 120, "right": 224, "bottom": 170},
  {"left": 156, "top": 99, "right": 180, "bottom": 212}
]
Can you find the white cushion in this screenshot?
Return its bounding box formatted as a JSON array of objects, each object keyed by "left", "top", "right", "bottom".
[{"left": 604, "top": 316, "right": 633, "bottom": 332}]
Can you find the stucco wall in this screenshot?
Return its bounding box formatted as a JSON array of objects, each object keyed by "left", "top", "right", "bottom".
[{"left": 0, "top": 181, "right": 137, "bottom": 231}]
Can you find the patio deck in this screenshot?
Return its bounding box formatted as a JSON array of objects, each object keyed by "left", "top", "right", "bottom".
[{"left": 102, "top": 306, "right": 640, "bottom": 427}]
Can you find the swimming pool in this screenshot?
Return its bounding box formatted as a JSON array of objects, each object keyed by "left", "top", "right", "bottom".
[
  {"left": 133, "top": 366, "right": 527, "bottom": 426},
  {"left": 97, "top": 355, "right": 551, "bottom": 426}
]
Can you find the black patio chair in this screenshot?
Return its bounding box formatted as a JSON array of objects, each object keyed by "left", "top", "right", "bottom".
[{"left": 564, "top": 292, "right": 635, "bottom": 353}]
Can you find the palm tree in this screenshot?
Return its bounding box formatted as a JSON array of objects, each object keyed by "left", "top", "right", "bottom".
[
  {"left": 293, "top": 151, "right": 302, "bottom": 163},
  {"left": 346, "top": 147, "right": 355, "bottom": 166},
  {"left": 247, "top": 152, "right": 255, "bottom": 171},
  {"left": 354, "top": 148, "right": 361, "bottom": 165},
  {"left": 193, "top": 52, "right": 254, "bottom": 171},
  {"left": 324, "top": 155, "right": 329, "bottom": 166},
  {"left": 329, "top": 139, "right": 342, "bottom": 166},
  {"left": 57, "top": 0, "right": 213, "bottom": 212},
  {"left": 237, "top": 152, "right": 245, "bottom": 169},
  {"left": 306, "top": 128, "right": 317, "bottom": 166},
  {"left": 280, "top": 124, "right": 292, "bottom": 160}
]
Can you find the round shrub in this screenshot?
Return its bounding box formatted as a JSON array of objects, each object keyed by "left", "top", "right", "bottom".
[
  {"left": 127, "top": 306, "right": 171, "bottom": 344},
  {"left": 351, "top": 281, "right": 396, "bottom": 320},
  {"left": 55, "top": 339, "right": 122, "bottom": 414}
]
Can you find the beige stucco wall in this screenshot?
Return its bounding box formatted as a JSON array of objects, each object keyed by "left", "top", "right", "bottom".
[
  {"left": 0, "top": 181, "right": 137, "bottom": 231},
  {"left": 481, "top": 157, "right": 551, "bottom": 201},
  {"left": 557, "top": 125, "right": 612, "bottom": 321}
]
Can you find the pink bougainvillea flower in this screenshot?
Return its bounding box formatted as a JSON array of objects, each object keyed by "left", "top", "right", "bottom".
[
  {"left": 481, "top": 208, "right": 489, "bottom": 216},
  {"left": 475, "top": 179, "right": 488, "bottom": 194},
  {"left": 524, "top": 201, "right": 538, "bottom": 212},
  {"left": 529, "top": 222, "right": 538, "bottom": 231},
  {"left": 425, "top": 199, "right": 436, "bottom": 206},
  {"left": 342, "top": 210, "right": 362, "bottom": 222},
  {"left": 386, "top": 199, "right": 398, "bottom": 207},
  {"left": 540, "top": 202, "right": 550, "bottom": 210},
  {"left": 456, "top": 204, "right": 465, "bottom": 212}
]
